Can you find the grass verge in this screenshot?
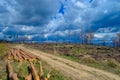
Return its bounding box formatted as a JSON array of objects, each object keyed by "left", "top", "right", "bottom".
[{"left": 61, "top": 55, "right": 120, "bottom": 76}]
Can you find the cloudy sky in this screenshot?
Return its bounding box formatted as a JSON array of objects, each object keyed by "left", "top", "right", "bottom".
[{"left": 0, "top": 0, "right": 120, "bottom": 42}]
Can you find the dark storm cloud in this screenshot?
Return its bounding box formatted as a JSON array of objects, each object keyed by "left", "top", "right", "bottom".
[
  {"left": 0, "top": 0, "right": 61, "bottom": 38},
  {"left": 13, "top": 0, "right": 60, "bottom": 26},
  {"left": 93, "top": 12, "right": 120, "bottom": 29},
  {"left": 0, "top": 0, "right": 60, "bottom": 27}
]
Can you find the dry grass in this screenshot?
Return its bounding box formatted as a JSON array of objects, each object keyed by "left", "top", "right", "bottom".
[
  {"left": 107, "top": 59, "right": 118, "bottom": 68},
  {"left": 0, "top": 43, "right": 8, "bottom": 59},
  {"left": 82, "top": 55, "right": 96, "bottom": 63}
]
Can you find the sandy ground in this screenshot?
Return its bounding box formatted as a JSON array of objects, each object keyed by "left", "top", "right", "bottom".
[{"left": 17, "top": 45, "right": 120, "bottom": 80}]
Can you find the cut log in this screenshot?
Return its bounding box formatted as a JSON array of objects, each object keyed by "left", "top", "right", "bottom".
[
  {"left": 6, "top": 60, "right": 19, "bottom": 80},
  {"left": 30, "top": 62, "right": 40, "bottom": 80},
  {"left": 12, "top": 73, "right": 19, "bottom": 80},
  {"left": 25, "top": 73, "right": 32, "bottom": 80},
  {"left": 20, "top": 49, "right": 40, "bottom": 59},
  {"left": 6, "top": 61, "right": 13, "bottom": 78},
  {"left": 11, "top": 48, "right": 18, "bottom": 60},
  {"left": 19, "top": 49, "right": 33, "bottom": 59},
  {"left": 15, "top": 49, "right": 22, "bottom": 59}
]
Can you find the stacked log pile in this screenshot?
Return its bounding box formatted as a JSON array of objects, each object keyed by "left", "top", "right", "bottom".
[
  {"left": 7, "top": 48, "right": 40, "bottom": 61},
  {"left": 6, "top": 47, "right": 50, "bottom": 80}
]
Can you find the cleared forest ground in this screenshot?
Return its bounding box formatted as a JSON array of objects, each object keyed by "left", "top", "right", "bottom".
[
  {"left": 18, "top": 44, "right": 120, "bottom": 80},
  {"left": 26, "top": 43, "right": 120, "bottom": 75}
]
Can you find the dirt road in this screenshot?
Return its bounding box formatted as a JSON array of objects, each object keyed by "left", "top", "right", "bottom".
[{"left": 17, "top": 45, "right": 120, "bottom": 80}]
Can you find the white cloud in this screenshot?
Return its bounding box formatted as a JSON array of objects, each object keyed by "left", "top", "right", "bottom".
[
  {"left": 94, "top": 34, "right": 104, "bottom": 38},
  {"left": 96, "top": 27, "right": 120, "bottom": 33},
  {"left": 94, "top": 32, "right": 117, "bottom": 39},
  {"left": 44, "top": 13, "right": 66, "bottom": 33},
  {"left": 2, "top": 27, "right": 8, "bottom": 32},
  {"left": 26, "top": 35, "right": 34, "bottom": 40},
  {"left": 21, "top": 26, "right": 34, "bottom": 31},
  {"left": 75, "top": 1, "right": 87, "bottom": 9}
]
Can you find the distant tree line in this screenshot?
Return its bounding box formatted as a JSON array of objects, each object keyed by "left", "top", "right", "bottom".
[
  {"left": 64, "top": 29, "right": 120, "bottom": 48},
  {"left": 1, "top": 31, "right": 120, "bottom": 48}
]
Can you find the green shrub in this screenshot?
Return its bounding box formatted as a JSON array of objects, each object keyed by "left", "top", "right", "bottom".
[
  {"left": 117, "top": 68, "right": 120, "bottom": 75},
  {"left": 72, "top": 48, "right": 86, "bottom": 54}
]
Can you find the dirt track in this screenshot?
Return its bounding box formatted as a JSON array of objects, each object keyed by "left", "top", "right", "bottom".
[{"left": 17, "top": 45, "right": 120, "bottom": 80}]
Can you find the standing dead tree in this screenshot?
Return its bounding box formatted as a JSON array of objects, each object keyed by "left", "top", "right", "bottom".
[
  {"left": 84, "top": 34, "right": 89, "bottom": 45},
  {"left": 112, "top": 33, "right": 120, "bottom": 48},
  {"left": 88, "top": 30, "right": 94, "bottom": 45},
  {"left": 68, "top": 29, "right": 71, "bottom": 43},
  {"left": 116, "top": 33, "right": 120, "bottom": 47},
  {"left": 115, "top": 33, "right": 120, "bottom": 48},
  {"left": 41, "top": 33, "right": 45, "bottom": 43},
  {"left": 73, "top": 31, "right": 77, "bottom": 44},
  {"left": 102, "top": 39, "right": 106, "bottom": 46},
  {"left": 80, "top": 29, "right": 85, "bottom": 44},
  {"left": 56, "top": 32, "right": 60, "bottom": 43}
]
